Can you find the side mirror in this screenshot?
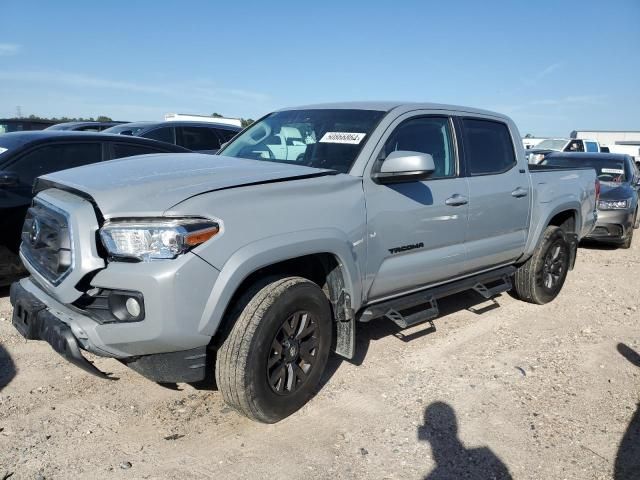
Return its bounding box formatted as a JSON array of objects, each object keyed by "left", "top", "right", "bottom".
[
  {"left": 0, "top": 171, "right": 18, "bottom": 187},
  {"left": 119, "top": 130, "right": 134, "bottom": 136},
  {"left": 373, "top": 151, "right": 435, "bottom": 184}
]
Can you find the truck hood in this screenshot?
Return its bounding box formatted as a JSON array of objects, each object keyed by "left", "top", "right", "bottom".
[{"left": 36, "top": 153, "right": 334, "bottom": 218}]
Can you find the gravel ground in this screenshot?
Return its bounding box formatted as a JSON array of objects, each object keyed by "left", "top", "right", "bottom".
[{"left": 0, "top": 241, "right": 638, "bottom": 479}]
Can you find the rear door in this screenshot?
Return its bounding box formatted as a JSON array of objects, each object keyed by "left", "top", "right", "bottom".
[
  {"left": 459, "top": 117, "right": 531, "bottom": 272},
  {"left": 363, "top": 112, "right": 469, "bottom": 300}
]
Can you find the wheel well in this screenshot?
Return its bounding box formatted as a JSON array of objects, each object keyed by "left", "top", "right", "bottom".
[
  {"left": 548, "top": 210, "right": 577, "bottom": 234},
  {"left": 215, "top": 253, "right": 352, "bottom": 350}
]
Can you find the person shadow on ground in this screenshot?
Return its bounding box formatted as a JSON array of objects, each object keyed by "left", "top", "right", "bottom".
[
  {"left": 614, "top": 343, "right": 640, "bottom": 480},
  {"left": 418, "top": 401, "right": 513, "bottom": 480},
  {"left": 0, "top": 342, "right": 16, "bottom": 392}
]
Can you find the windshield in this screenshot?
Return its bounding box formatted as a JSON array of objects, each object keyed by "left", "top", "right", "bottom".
[
  {"left": 542, "top": 156, "right": 629, "bottom": 183},
  {"left": 219, "top": 109, "right": 386, "bottom": 173},
  {"left": 535, "top": 139, "right": 568, "bottom": 151}
]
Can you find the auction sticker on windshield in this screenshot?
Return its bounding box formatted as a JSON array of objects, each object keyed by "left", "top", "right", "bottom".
[
  {"left": 319, "top": 132, "right": 366, "bottom": 144},
  {"left": 602, "top": 168, "right": 624, "bottom": 174}
]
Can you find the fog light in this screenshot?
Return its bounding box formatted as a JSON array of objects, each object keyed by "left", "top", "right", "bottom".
[{"left": 125, "top": 297, "right": 141, "bottom": 318}]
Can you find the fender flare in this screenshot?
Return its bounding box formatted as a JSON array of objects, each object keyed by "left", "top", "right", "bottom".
[
  {"left": 196, "top": 228, "right": 363, "bottom": 337},
  {"left": 523, "top": 202, "right": 582, "bottom": 259}
]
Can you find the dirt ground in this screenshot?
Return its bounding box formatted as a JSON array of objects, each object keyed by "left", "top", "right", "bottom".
[{"left": 0, "top": 240, "right": 639, "bottom": 480}]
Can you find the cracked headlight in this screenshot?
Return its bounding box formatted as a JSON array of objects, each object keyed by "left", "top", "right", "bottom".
[
  {"left": 598, "top": 199, "right": 630, "bottom": 210},
  {"left": 100, "top": 218, "right": 219, "bottom": 261}
]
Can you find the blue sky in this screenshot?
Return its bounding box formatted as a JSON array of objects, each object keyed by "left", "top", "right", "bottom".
[{"left": 1, "top": 0, "right": 638, "bottom": 136}]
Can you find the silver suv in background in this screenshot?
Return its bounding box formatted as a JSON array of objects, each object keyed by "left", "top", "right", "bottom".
[{"left": 11, "top": 102, "right": 597, "bottom": 423}]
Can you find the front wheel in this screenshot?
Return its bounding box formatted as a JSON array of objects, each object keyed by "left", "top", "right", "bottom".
[
  {"left": 621, "top": 226, "right": 634, "bottom": 249},
  {"left": 513, "top": 226, "right": 571, "bottom": 304},
  {"left": 215, "top": 276, "right": 332, "bottom": 423}
]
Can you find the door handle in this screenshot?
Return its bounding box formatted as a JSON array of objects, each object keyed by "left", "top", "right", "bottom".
[
  {"left": 511, "top": 187, "right": 528, "bottom": 198},
  {"left": 445, "top": 194, "right": 468, "bottom": 206}
]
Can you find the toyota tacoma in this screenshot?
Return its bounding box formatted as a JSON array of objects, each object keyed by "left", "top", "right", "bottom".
[{"left": 10, "top": 102, "right": 598, "bottom": 422}]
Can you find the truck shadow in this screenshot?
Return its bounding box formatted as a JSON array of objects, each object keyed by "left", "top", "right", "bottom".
[
  {"left": 578, "top": 240, "right": 620, "bottom": 251},
  {"left": 321, "top": 290, "right": 503, "bottom": 387},
  {"left": 417, "top": 401, "right": 513, "bottom": 479},
  {"left": 191, "top": 290, "right": 502, "bottom": 393},
  {"left": 0, "top": 343, "right": 16, "bottom": 392},
  {"left": 614, "top": 343, "right": 640, "bottom": 479}
]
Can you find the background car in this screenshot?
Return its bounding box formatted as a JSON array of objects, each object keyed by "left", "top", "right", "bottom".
[
  {"left": 0, "top": 131, "right": 190, "bottom": 283},
  {"left": 103, "top": 120, "right": 241, "bottom": 154},
  {"left": 541, "top": 152, "right": 640, "bottom": 248},
  {"left": 0, "top": 118, "right": 57, "bottom": 133},
  {"left": 46, "top": 121, "right": 129, "bottom": 132}
]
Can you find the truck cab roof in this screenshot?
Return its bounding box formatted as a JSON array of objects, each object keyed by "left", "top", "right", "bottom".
[{"left": 280, "top": 101, "right": 509, "bottom": 120}]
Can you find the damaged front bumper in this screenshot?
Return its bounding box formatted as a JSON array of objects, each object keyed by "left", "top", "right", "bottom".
[
  {"left": 10, "top": 281, "right": 112, "bottom": 379},
  {"left": 10, "top": 280, "right": 208, "bottom": 383}
]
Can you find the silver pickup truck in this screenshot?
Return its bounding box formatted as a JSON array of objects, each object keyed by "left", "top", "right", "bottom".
[{"left": 10, "top": 102, "right": 598, "bottom": 423}]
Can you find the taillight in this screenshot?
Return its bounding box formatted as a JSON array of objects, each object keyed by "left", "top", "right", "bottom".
[{"left": 595, "top": 179, "right": 601, "bottom": 202}]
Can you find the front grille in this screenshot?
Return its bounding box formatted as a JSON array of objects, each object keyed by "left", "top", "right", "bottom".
[{"left": 20, "top": 199, "right": 73, "bottom": 285}]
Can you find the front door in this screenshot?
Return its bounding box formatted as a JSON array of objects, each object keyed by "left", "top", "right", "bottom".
[{"left": 363, "top": 114, "right": 469, "bottom": 301}]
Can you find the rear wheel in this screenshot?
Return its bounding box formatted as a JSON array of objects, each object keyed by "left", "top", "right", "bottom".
[
  {"left": 513, "top": 226, "right": 571, "bottom": 304},
  {"left": 215, "top": 276, "right": 332, "bottom": 423}
]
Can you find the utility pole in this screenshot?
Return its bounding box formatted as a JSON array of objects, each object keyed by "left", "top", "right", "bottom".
[{"left": 16, "top": 106, "right": 23, "bottom": 118}]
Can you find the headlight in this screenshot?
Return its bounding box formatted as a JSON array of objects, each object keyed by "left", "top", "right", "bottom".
[
  {"left": 598, "top": 199, "right": 630, "bottom": 210},
  {"left": 100, "top": 218, "right": 219, "bottom": 261}
]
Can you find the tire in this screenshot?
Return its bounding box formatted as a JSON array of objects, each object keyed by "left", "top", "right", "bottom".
[
  {"left": 513, "top": 226, "right": 571, "bottom": 305},
  {"left": 621, "top": 227, "right": 634, "bottom": 249},
  {"left": 215, "top": 276, "right": 332, "bottom": 423}
]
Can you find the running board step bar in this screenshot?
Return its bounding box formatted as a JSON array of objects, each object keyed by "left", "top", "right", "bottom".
[{"left": 360, "top": 266, "right": 516, "bottom": 329}]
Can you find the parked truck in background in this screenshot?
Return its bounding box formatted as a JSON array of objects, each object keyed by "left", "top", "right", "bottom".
[
  {"left": 526, "top": 137, "right": 602, "bottom": 164},
  {"left": 10, "top": 102, "right": 598, "bottom": 423}
]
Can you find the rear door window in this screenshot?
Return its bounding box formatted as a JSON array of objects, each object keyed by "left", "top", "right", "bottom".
[
  {"left": 9, "top": 143, "right": 102, "bottom": 187},
  {"left": 461, "top": 119, "right": 516, "bottom": 175},
  {"left": 143, "top": 127, "right": 176, "bottom": 144},
  {"left": 585, "top": 141, "right": 599, "bottom": 153},
  {"left": 111, "top": 143, "right": 169, "bottom": 159},
  {"left": 178, "top": 126, "right": 221, "bottom": 151}
]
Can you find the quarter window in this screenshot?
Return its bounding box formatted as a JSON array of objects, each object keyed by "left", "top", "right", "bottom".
[
  {"left": 462, "top": 119, "right": 516, "bottom": 175},
  {"left": 382, "top": 116, "right": 456, "bottom": 179}
]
